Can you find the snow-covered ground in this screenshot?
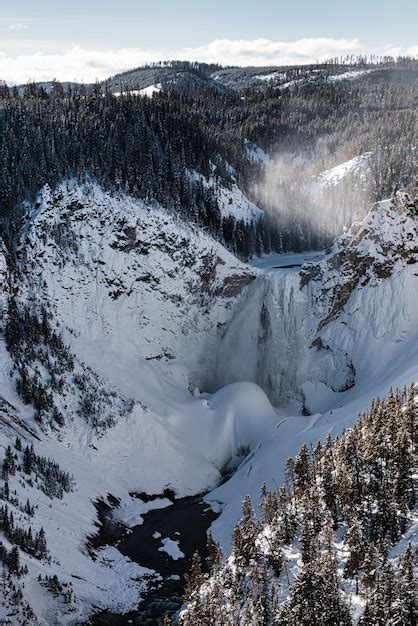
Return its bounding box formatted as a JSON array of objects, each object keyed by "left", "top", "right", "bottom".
[
  {"left": 116, "top": 498, "right": 173, "bottom": 528},
  {"left": 245, "top": 142, "right": 271, "bottom": 164},
  {"left": 253, "top": 71, "right": 285, "bottom": 82},
  {"left": 113, "top": 83, "right": 162, "bottom": 98},
  {"left": 158, "top": 538, "right": 185, "bottom": 560},
  {"left": 138, "top": 83, "right": 162, "bottom": 97},
  {"left": 328, "top": 69, "right": 374, "bottom": 82},
  {"left": 190, "top": 169, "right": 263, "bottom": 221},
  {"left": 207, "top": 192, "right": 418, "bottom": 550},
  {"left": 0, "top": 181, "right": 270, "bottom": 621},
  {"left": 316, "top": 152, "right": 372, "bottom": 187}
]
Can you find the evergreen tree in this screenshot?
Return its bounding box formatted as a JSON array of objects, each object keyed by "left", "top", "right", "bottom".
[
  {"left": 183, "top": 551, "right": 204, "bottom": 602},
  {"left": 7, "top": 546, "right": 20, "bottom": 575}
]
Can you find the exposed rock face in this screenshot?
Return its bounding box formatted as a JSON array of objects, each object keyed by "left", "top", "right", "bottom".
[
  {"left": 300, "top": 190, "right": 418, "bottom": 410},
  {"left": 301, "top": 191, "right": 418, "bottom": 329}
]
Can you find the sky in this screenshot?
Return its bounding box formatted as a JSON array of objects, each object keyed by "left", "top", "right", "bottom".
[{"left": 1, "top": 0, "right": 417, "bottom": 83}]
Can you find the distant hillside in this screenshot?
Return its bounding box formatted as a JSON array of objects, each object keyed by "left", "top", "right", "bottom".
[{"left": 103, "top": 58, "right": 418, "bottom": 93}]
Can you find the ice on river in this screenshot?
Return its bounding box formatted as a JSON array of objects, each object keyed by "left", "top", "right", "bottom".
[{"left": 158, "top": 538, "right": 185, "bottom": 560}]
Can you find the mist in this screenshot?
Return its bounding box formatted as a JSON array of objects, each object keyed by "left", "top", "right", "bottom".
[{"left": 252, "top": 141, "right": 374, "bottom": 250}]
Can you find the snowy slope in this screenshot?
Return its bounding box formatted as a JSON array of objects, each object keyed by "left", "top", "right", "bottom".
[
  {"left": 213, "top": 191, "right": 418, "bottom": 406},
  {"left": 190, "top": 170, "right": 263, "bottom": 222},
  {"left": 181, "top": 385, "right": 417, "bottom": 625},
  {"left": 316, "top": 152, "right": 372, "bottom": 188},
  {"left": 12, "top": 181, "right": 284, "bottom": 493},
  {"left": 245, "top": 142, "right": 271, "bottom": 165},
  {"left": 113, "top": 83, "right": 162, "bottom": 97},
  {"left": 328, "top": 69, "right": 374, "bottom": 82},
  {"left": 17, "top": 181, "right": 259, "bottom": 392}
]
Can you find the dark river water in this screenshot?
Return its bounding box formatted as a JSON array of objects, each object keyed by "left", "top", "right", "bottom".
[{"left": 89, "top": 494, "right": 219, "bottom": 625}]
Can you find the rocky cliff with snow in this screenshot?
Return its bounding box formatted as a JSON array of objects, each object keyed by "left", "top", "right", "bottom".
[{"left": 212, "top": 191, "right": 418, "bottom": 412}]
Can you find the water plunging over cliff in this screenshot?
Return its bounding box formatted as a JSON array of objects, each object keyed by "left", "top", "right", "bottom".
[
  {"left": 211, "top": 267, "right": 310, "bottom": 406},
  {"left": 207, "top": 250, "right": 357, "bottom": 411}
]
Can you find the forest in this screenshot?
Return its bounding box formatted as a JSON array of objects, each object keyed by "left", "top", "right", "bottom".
[
  {"left": 180, "top": 385, "right": 416, "bottom": 625},
  {"left": 0, "top": 59, "right": 416, "bottom": 258}
]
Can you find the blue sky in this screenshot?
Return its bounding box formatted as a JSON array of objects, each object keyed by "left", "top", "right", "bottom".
[{"left": 1, "top": 0, "right": 417, "bottom": 83}]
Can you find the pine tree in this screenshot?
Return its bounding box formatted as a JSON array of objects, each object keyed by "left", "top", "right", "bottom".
[
  {"left": 35, "top": 527, "right": 47, "bottom": 559},
  {"left": 344, "top": 516, "right": 365, "bottom": 590},
  {"left": 23, "top": 445, "right": 34, "bottom": 474},
  {"left": 183, "top": 551, "right": 204, "bottom": 602},
  {"left": 2, "top": 445, "right": 16, "bottom": 478},
  {"left": 8, "top": 546, "right": 20, "bottom": 574},
  {"left": 205, "top": 532, "right": 221, "bottom": 572},
  {"left": 322, "top": 446, "right": 338, "bottom": 526},
  {"left": 391, "top": 545, "right": 415, "bottom": 625},
  {"left": 231, "top": 495, "right": 260, "bottom": 565}
]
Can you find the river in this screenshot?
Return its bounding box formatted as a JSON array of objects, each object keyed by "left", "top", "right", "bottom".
[{"left": 90, "top": 494, "right": 219, "bottom": 625}]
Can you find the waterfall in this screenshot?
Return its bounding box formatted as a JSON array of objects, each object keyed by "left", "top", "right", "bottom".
[
  {"left": 209, "top": 264, "right": 355, "bottom": 411},
  {"left": 210, "top": 268, "right": 311, "bottom": 406}
]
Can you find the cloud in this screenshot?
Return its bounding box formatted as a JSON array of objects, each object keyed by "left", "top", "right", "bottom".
[
  {"left": 0, "top": 46, "right": 162, "bottom": 84},
  {"left": 8, "top": 23, "right": 29, "bottom": 31},
  {"left": 375, "top": 43, "right": 403, "bottom": 58},
  {"left": 407, "top": 45, "right": 418, "bottom": 57},
  {"left": 0, "top": 37, "right": 413, "bottom": 84},
  {"left": 179, "top": 37, "right": 363, "bottom": 66}
]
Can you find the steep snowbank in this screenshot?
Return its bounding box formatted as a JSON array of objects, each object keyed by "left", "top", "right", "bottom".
[
  {"left": 18, "top": 181, "right": 256, "bottom": 393},
  {"left": 190, "top": 169, "right": 263, "bottom": 222},
  {"left": 316, "top": 152, "right": 372, "bottom": 188}
]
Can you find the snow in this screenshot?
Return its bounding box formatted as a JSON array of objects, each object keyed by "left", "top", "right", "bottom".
[
  {"left": 206, "top": 193, "right": 418, "bottom": 550},
  {"left": 1, "top": 181, "right": 416, "bottom": 622},
  {"left": 277, "top": 79, "right": 299, "bottom": 89},
  {"left": 0, "top": 397, "right": 161, "bottom": 622},
  {"left": 316, "top": 152, "right": 372, "bottom": 187},
  {"left": 115, "top": 498, "right": 172, "bottom": 528},
  {"left": 113, "top": 83, "right": 162, "bottom": 98},
  {"left": 139, "top": 83, "right": 162, "bottom": 97},
  {"left": 20, "top": 180, "right": 258, "bottom": 409},
  {"left": 254, "top": 71, "right": 284, "bottom": 82},
  {"left": 190, "top": 170, "right": 263, "bottom": 222},
  {"left": 158, "top": 538, "right": 185, "bottom": 560},
  {"left": 328, "top": 69, "right": 374, "bottom": 82},
  {"left": 214, "top": 180, "right": 263, "bottom": 221},
  {"left": 245, "top": 143, "right": 271, "bottom": 164},
  {"left": 0, "top": 181, "right": 269, "bottom": 620}
]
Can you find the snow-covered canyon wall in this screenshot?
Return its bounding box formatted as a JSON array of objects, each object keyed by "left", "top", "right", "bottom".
[
  {"left": 15, "top": 181, "right": 256, "bottom": 402},
  {"left": 8, "top": 181, "right": 284, "bottom": 493},
  {"left": 0, "top": 180, "right": 416, "bottom": 622},
  {"left": 13, "top": 182, "right": 418, "bottom": 434}
]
